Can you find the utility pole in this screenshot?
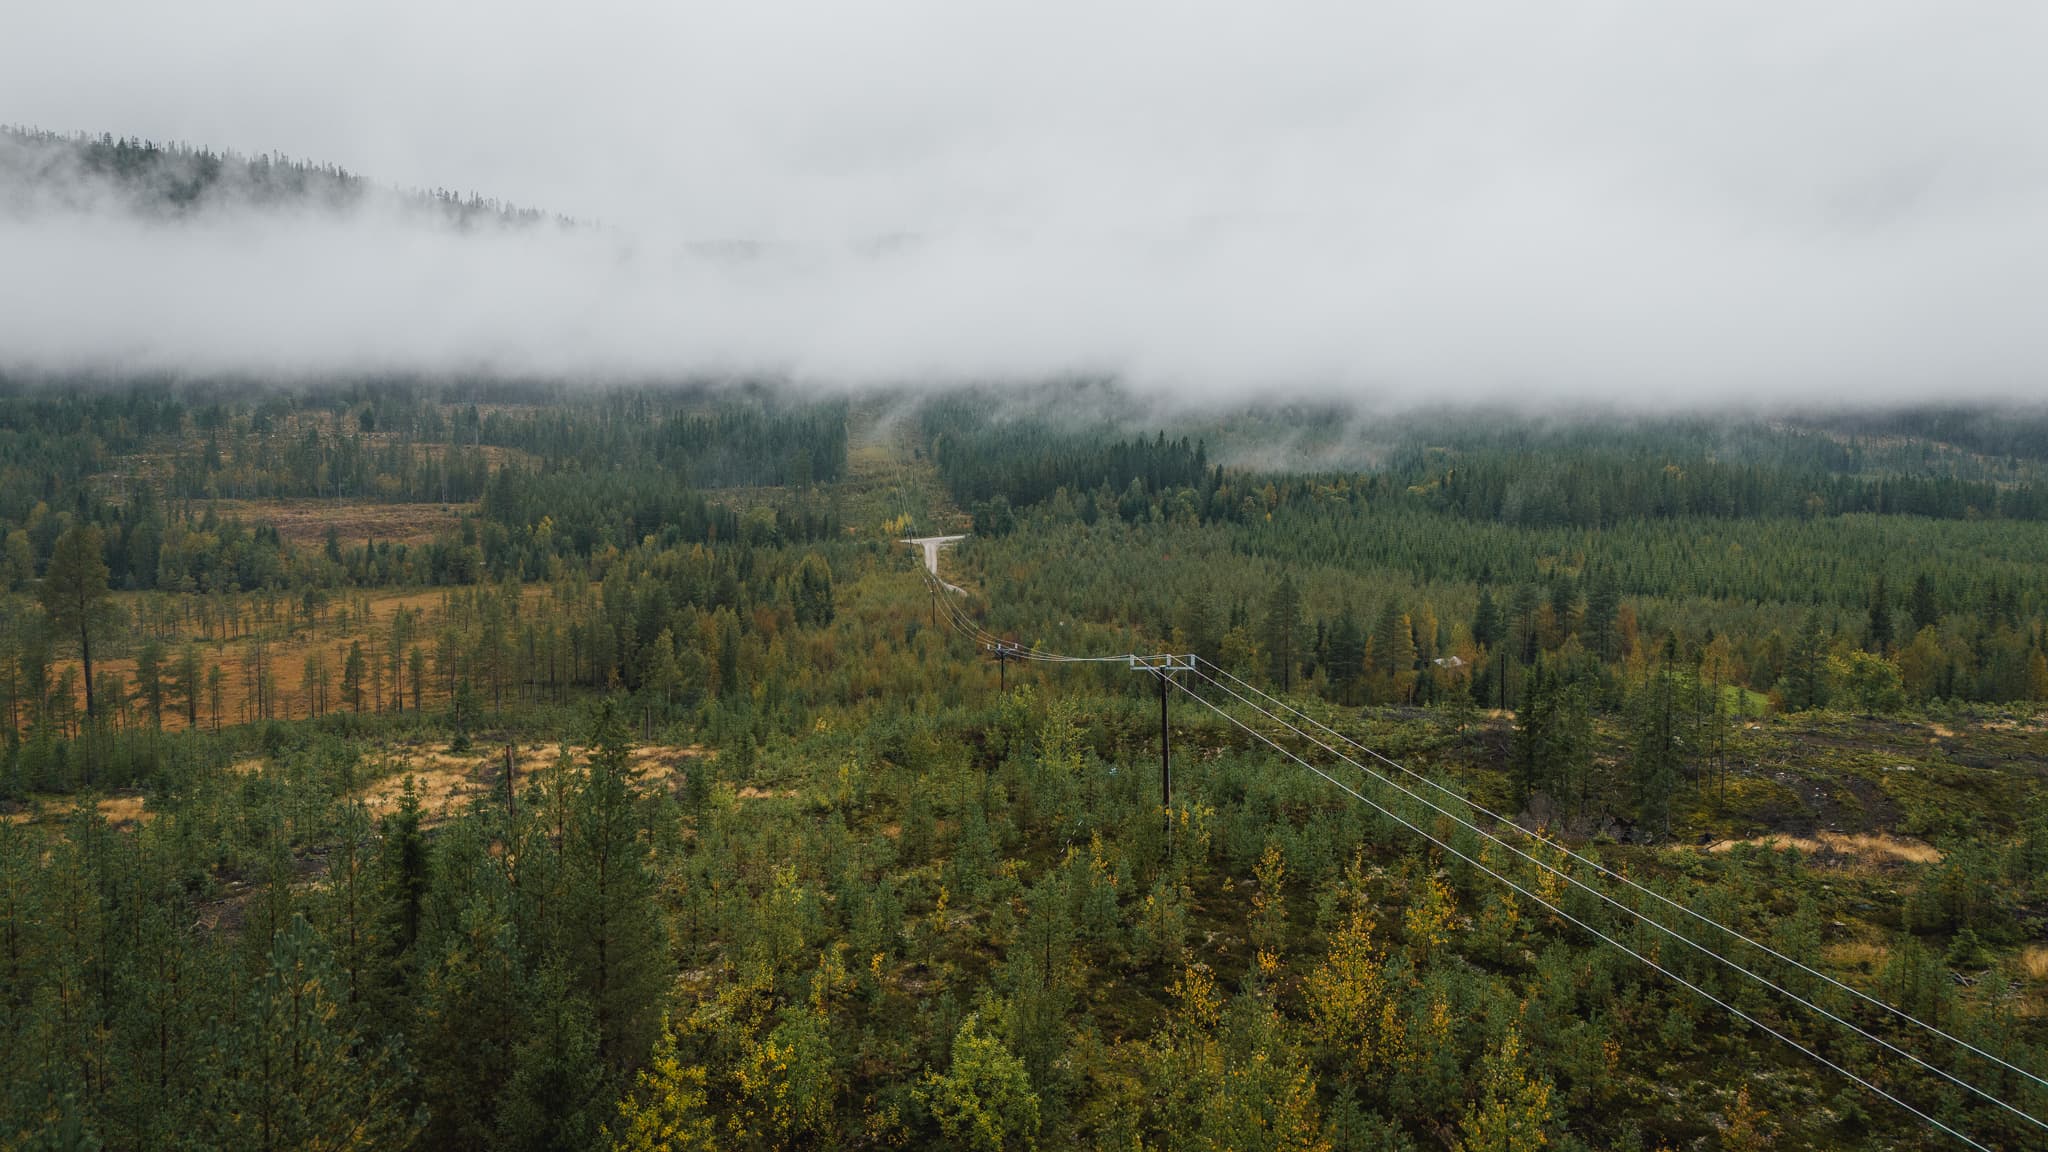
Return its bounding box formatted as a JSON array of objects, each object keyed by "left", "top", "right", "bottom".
[
  {"left": 1129, "top": 654, "right": 1192, "bottom": 851},
  {"left": 1159, "top": 667, "right": 1171, "bottom": 838}
]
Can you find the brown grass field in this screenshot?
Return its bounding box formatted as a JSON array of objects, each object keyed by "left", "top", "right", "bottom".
[{"left": 206, "top": 498, "right": 470, "bottom": 547}]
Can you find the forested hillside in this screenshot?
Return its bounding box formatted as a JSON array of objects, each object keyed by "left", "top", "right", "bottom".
[
  {"left": 2, "top": 379, "right": 2045, "bottom": 1151},
  {"left": 1, "top": 125, "right": 566, "bottom": 225}
]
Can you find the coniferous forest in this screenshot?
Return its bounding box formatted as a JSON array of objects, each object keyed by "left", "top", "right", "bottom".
[{"left": 2, "top": 375, "right": 2047, "bottom": 1152}]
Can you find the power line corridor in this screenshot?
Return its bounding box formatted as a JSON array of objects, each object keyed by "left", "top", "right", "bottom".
[{"left": 911, "top": 551, "right": 2048, "bottom": 1150}]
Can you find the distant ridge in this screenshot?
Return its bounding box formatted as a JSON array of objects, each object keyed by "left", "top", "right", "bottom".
[{"left": 0, "top": 125, "right": 575, "bottom": 228}]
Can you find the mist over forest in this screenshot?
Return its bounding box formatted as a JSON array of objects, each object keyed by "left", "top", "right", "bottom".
[{"left": 7, "top": 109, "right": 2047, "bottom": 402}]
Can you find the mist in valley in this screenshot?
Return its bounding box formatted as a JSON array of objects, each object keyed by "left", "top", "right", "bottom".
[{"left": 4, "top": 1, "right": 2047, "bottom": 406}]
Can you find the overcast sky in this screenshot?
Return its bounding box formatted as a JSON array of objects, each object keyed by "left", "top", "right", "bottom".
[{"left": 4, "top": 0, "right": 2047, "bottom": 403}]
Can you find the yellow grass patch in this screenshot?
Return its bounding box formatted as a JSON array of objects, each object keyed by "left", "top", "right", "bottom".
[
  {"left": 366, "top": 740, "right": 710, "bottom": 826},
  {"left": 363, "top": 763, "right": 477, "bottom": 822},
  {"left": 2022, "top": 946, "right": 2048, "bottom": 983},
  {"left": 1703, "top": 831, "right": 1942, "bottom": 865},
  {"left": 4, "top": 793, "right": 152, "bottom": 827},
  {"left": 736, "top": 786, "right": 799, "bottom": 800},
  {"left": 1822, "top": 941, "right": 1890, "bottom": 974}
]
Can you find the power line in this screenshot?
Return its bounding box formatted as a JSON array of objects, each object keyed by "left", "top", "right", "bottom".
[
  {"left": 918, "top": 564, "right": 1131, "bottom": 663},
  {"left": 905, "top": 549, "right": 2037, "bottom": 1147},
  {"left": 1196, "top": 655, "right": 2048, "bottom": 1097},
  {"left": 908, "top": 546, "right": 1128, "bottom": 663},
  {"left": 1161, "top": 668, "right": 1999, "bottom": 1152},
  {"left": 1181, "top": 661, "right": 2047, "bottom": 1136}
]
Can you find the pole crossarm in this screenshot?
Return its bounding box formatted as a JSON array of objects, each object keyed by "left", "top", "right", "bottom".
[{"left": 1126, "top": 653, "right": 1196, "bottom": 672}]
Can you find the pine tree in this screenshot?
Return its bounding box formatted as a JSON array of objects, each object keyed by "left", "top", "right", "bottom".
[
  {"left": 498, "top": 963, "right": 607, "bottom": 1152},
  {"left": 206, "top": 664, "right": 225, "bottom": 731},
  {"left": 133, "top": 639, "right": 165, "bottom": 730},
  {"left": 173, "top": 643, "right": 202, "bottom": 728},
  {"left": 1371, "top": 601, "right": 1405, "bottom": 677},
  {"left": 40, "top": 525, "right": 112, "bottom": 719},
  {"left": 449, "top": 680, "right": 479, "bottom": 752},
  {"left": 414, "top": 897, "right": 525, "bottom": 1149},
  {"left": 343, "top": 640, "right": 366, "bottom": 712},
  {"left": 408, "top": 645, "right": 427, "bottom": 712},
  {"left": 1376, "top": 594, "right": 1409, "bottom": 676},
  {"left": 206, "top": 914, "right": 419, "bottom": 1151}
]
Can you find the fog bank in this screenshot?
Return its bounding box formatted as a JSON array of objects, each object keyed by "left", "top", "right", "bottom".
[{"left": 5, "top": 1, "right": 2047, "bottom": 405}]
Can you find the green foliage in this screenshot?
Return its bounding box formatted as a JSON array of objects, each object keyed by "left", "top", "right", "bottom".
[
  {"left": 1629, "top": 670, "right": 1682, "bottom": 835},
  {"left": 1456, "top": 1027, "right": 1553, "bottom": 1152},
  {"left": 205, "top": 914, "right": 421, "bottom": 1151},
  {"left": 605, "top": 1028, "right": 717, "bottom": 1152},
  {"left": 563, "top": 700, "right": 669, "bottom": 1070},
  {"left": 1264, "top": 575, "right": 1304, "bottom": 691},
  {"left": 919, "top": 1013, "right": 1041, "bottom": 1151},
  {"left": 1511, "top": 660, "right": 1593, "bottom": 814},
  {"left": 39, "top": 524, "right": 112, "bottom": 718},
  {"left": 1, "top": 381, "right": 2046, "bottom": 1152}
]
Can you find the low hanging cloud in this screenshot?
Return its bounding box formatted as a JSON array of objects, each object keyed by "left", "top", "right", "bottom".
[{"left": 3, "top": 0, "right": 2046, "bottom": 405}]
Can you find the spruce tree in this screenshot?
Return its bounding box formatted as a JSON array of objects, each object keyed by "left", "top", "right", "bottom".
[
  {"left": 1631, "top": 668, "right": 1682, "bottom": 836},
  {"left": 1784, "top": 611, "right": 1830, "bottom": 712},
  {"left": 1908, "top": 572, "right": 1940, "bottom": 633},
  {"left": 564, "top": 699, "right": 667, "bottom": 1072},
  {"left": 1511, "top": 661, "right": 1551, "bottom": 805},
  {"left": 1261, "top": 575, "right": 1303, "bottom": 691},
  {"left": 1472, "top": 586, "right": 1502, "bottom": 652},
  {"left": 1866, "top": 574, "right": 1894, "bottom": 655},
  {"left": 1584, "top": 571, "right": 1621, "bottom": 663},
  {"left": 373, "top": 781, "right": 430, "bottom": 1018},
  {"left": 1325, "top": 603, "right": 1365, "bottom": 704},
  {"left": 1178, "top": 594, "right": 1221, "bottom": 667},
  {"left": 1372, "top": 600, "right": 1412, "bottom": 679}
]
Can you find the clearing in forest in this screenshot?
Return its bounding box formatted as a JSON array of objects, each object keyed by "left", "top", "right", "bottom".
[{"left": 205, "top": 498, "right": 472, "bottom": 547}]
